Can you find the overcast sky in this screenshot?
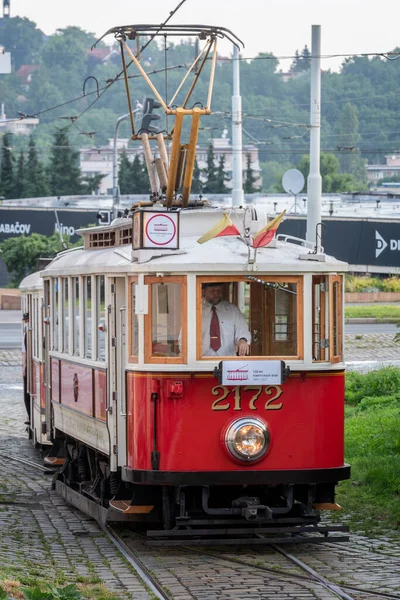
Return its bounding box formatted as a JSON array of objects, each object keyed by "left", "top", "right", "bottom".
[{"left": 10, "top": 0, "right": 400, "bottom": 71}]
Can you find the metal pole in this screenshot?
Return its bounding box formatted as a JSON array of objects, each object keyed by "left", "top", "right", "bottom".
[
  {"left": 306, "top": 25, "right": 322, "bottom": 245},
  {"left": 231, "top": 44, "right": 244, "bottom": 207}
]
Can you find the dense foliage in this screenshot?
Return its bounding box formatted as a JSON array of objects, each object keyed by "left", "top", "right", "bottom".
[
  {"left": 1, "top": 17, "right": 400, "bottom": 193},
  {"left": 0, "top": 232, "right": 82, "bottom": 286},
  {"left": 339, "top": 368, "right": 400, "bottom": 533}
]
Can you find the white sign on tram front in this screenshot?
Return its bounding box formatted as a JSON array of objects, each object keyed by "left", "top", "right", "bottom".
[
  {"left": 133, "top": 210, "right": 180, "bottom": 250},
  {"left": 218, "top": 360, "right": 287, "bottom": 386}
]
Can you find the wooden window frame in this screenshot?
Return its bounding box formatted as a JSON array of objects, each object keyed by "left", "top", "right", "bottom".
[
  {"left": 196, "top": 275, "right": 304, "bottom": 361},
  {"left": 312, "top": 275, "right": 328, "bottom": 362},
  {"left": 329, "top": 274, "right": 343, "bottom": 363},
  {"left": 128, "top": 276, "right": 139, "bottom": 364},
  {"left": 144, "top": 275, "right": 187, "bottom": 364}
]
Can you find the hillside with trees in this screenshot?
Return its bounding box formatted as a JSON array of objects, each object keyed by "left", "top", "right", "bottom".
[{"left": 1, "top": 16, "right": 400, "bottom": 193}]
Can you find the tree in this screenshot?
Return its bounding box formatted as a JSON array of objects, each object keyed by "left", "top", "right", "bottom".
[
  {"left": 334, "top": 103, "right": 367, "bottom": 183},
  {"left": 0, "top": 16, "right": 45, "bottom": 71},
  {"left": 297, "top": 153, "right": 355, "bottom": 193},
  {"left": 215, "top": 155, "right": 229, "bottom": 193},
  {"left": 48, "top": 129, "right": 82, "bottom": 196},
  {"left": 25, "top": 136, "right": 50, "bottom": 198},
  {"left": 130, "top": 154, "right": 150, "bottom": 194},
  {"left": 289, "top": 45, "right": 311, "bottom": 74},
  {"left": 118, "top": 150, "right": 133, "bottom": 194},
  {"left": 244, "top": 153, "right": 259, "bottom": 193},
  {"left": 191, "top": 157, "right": 202, "bottom": 194},
  {"left": 0, "top": 233, "right": 63, "bottom": 286},
  {"left": 14, "top": 151, "right": 26, "bottom": 198},
  {"left": 0, "top": 133, "right": 14, "bottom": 198},
  {"left": 202, "top": 143, "right": 218, "bottom": 193}
]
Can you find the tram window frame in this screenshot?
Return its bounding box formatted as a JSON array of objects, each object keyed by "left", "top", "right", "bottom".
[
  {"left": 196, "top": 275, "right": 304, "bottom": 361},
  {"left": 84, "top": 275, "right": 92, "bottom": 359},
  {"left": 329, "top": 274, "right": 343, "bottom": 363},
  {"left": 72, "top": 276, "right": 80, "bottom": 356},
  {"left": 128, "top": 277, "right": 139, "bottom": 364},
  {"left": 144, "top": 275, "right": 187, "bottom": 364},
  {"left": 62, "top": 277, "right": 69, "bottom": 353},
  {"left": 96, "top": 275, "right": 106, "bottom": 362},
  {"left": 51, "top": 278, "right": 59, "bottom": 352},
  {"left": 312, "top": 275, "right": 329, "bottom": 362},
  {"left": 33, "top": 296, "right": 40, "bottom": 360}
]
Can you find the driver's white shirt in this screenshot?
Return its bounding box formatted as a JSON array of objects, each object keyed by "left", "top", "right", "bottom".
[{"left": 202, "top": 299, "right": 251, "bottom": 356}]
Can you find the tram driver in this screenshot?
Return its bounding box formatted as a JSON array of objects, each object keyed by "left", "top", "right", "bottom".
[{"left": 202, "top": 283, "right": 251, "bottom": 357}]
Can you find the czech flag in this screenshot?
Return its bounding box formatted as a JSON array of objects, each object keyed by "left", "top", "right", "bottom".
[
  {"left": 197, "top": 213, "right": 240, "bottom": 244},
  {"left": 252, "top": 209, "right": 286, "bottom": 248}
]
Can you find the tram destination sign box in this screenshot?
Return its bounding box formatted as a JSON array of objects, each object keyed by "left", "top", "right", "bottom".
[
  {"left": 215, "top": 360, "right": 289, "bottom": 386},
  {"left": 133, "top": 210, "right": 180, "bottom": 250}
]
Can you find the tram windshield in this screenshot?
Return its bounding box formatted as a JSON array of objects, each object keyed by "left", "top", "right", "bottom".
[{"left": 199, "top": 277, "right": 302, "bottom": 360}]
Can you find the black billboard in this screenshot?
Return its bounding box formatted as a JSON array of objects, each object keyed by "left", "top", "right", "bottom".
[
  {"left": 280, "top": 217, "right": 400, "bottom": 269},
  {"left": 0, "top": 208, "right": 104, "bottom": 243},
  {"left": 1, "top": 208, "right": 400, "bottom": 269}
]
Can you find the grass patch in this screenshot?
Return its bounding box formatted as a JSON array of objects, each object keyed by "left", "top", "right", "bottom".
[
  {"left": 344, "top": 304, "right": 400, "bottom": 320},
  {"left": 335, "top": 367, "right": 400, "bottom": 535}
]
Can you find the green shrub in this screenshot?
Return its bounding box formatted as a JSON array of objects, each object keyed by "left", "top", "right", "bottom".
[
  {"left": 345, "top": 366, "right": 400, "bottom": 405},
  {"left": 345, "top": 274, "right": 383, "bottom": 293},
  {"left": 381, "top": 277, "right": 400, "bottom": 292}
]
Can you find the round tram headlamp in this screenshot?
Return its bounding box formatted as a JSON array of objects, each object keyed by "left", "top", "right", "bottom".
[{"left": 225, "top": 417, "right": 270, "bottom": 462}]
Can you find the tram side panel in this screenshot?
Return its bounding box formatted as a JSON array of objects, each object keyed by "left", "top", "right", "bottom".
[{"left": 126, "top": 371, "right": 345, "bottom": 474}]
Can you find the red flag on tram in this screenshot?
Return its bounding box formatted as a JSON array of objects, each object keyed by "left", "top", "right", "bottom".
[
  {"left": 197, "top": 213, "right": 240, "bottom": 244},
  {"left": 252, "top": 210, "right": 286, "bottom": 248}
]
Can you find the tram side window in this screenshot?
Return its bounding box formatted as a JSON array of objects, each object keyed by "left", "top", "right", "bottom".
[
  {"left": 52, "top": 278, "right": 59, "bottom": 351},
  {"left": 97, "top": 275, "right": 106, "bottom": 361},
  {"left": 33, "top": 297, "right": 40, "bottom": 359},
  {"left": 199, "top": 277, "right": 302, "bottom": 359},
  {"left": 84, "top": 276, "right": 92, "bottom": 359},
  {"left": 330, "top": 275, "right": 343, "bottom": 362},
  {"left": 62, "top": 278, "right": 69, "bottom": 353},
  {"left": 312, "top": 276, "right": 328, "bottom": 361},
  {"left": 129, "top": 280, "right": 139, "bottom": 361},
  {"left": 145, "top": 277, "right": 186, "bottom": 362},
  {"left": 73, "top": 277, "right": 80, "bottom": 356}
]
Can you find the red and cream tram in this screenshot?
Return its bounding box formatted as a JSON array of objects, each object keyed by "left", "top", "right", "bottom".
[{"left": 20, "top": 24, "right": 349, "bottom": 542}]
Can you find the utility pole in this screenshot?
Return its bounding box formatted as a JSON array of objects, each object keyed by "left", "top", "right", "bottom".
[
  {"left": 306, "top": 25, "right": 322, "bottom": 246},
  {"left": 112, "top": 113, "right": 130, "bottom": 220},
  {"left": 231, "top": 44, "right": 244, "bottom": 207}
]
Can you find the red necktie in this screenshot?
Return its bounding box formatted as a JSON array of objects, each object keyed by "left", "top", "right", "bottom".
[{"left": 210, "top": 306, "right": 221, "bottom": 351}]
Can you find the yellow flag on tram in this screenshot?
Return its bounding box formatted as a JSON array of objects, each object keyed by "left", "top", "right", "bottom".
[
  {"left": 252, "top": 210, "right": 286, "bottom": 248},
  {"left": 197, "top": 213, "right": 240, "bottom": 244}
]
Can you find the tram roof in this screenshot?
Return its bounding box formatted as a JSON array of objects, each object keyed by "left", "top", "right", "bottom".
[{"left": 41, "top": 224, "right": 348, "bottom": 277}]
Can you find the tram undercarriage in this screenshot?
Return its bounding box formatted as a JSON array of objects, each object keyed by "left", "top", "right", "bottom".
[{"left": 52, "top": 436, "right": 349, "bottom": 545}]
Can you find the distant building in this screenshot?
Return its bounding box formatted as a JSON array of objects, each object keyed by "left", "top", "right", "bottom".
[
  {"left": 0, "top": 103, "right": 39, "bottom": 135},
  {"left": 196, "top": 135, "right": 261, "bottom": 189},
  {"left": 80, "top": 135, "right": 262, "bottom": 195},
  {"left": 367, "top": 155, "right": 400, "bottom": 183},
  {"left": 16, "top": 65, "right": 40, "bottom": 89}
]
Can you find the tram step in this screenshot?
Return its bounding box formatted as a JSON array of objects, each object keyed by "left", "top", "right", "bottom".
[
  {"left": 109, "top": 500, "right": 154, "bottom": 514},
  {"left": 44, "top": 457, "right": 65, "bottom": 466}
]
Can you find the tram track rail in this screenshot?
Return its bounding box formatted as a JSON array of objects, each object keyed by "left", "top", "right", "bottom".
[
  {"left": 105, "top": 525, "right": 172, "bottom": 600},
  {"left": 186, "top": 544, "right": 400, "bottom": 600}
]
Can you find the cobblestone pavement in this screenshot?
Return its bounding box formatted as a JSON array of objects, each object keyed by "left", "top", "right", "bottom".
[
  {"left": 1, "top": 345, "right": 400, "bottom": 600},
  {"left": 0, "top": 365, "right": 151, "bottom": 600}
]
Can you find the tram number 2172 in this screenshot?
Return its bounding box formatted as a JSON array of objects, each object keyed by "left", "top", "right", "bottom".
[{"left": 211, "top": 385, "right": 283, "bottom": 412}]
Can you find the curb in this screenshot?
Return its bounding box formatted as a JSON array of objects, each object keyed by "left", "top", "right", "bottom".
[{"left": 345, "top": 318, "right": 400, "bottom": 324}]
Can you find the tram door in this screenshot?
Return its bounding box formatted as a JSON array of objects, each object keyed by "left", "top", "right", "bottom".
[
  {"left": 250, "top": 281, "right": 298, "bottom": 357},
  {"left": 108, "top": 277, "right": 127, "bottom": 472}
]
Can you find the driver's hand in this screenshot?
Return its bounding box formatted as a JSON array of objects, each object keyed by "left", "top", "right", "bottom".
[{"left": 236, "top": 339, "right": 250, "bottom": 356}]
